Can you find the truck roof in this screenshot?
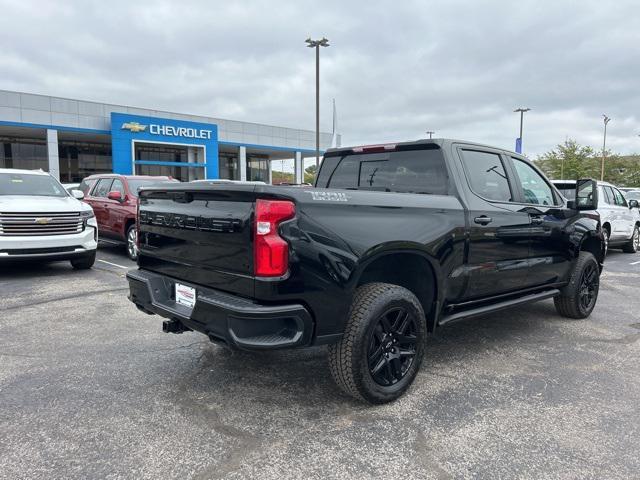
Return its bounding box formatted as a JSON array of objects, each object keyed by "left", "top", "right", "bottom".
[
  {"left": 0, "top": 168, "right": 49, "bottom": 176},
  {"left": 325, "top": 138, "right": 524, "bottom": 157}
]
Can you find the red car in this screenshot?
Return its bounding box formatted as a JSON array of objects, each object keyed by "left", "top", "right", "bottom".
[{"left": 79, "top": 174, "right": 177, "bottom": 260}]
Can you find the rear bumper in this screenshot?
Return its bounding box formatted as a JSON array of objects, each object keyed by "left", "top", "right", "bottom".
[{"left": 127, "top": 269, "right": 314, "bottom": 350}]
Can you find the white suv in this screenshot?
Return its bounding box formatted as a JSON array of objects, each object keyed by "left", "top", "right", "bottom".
[
  {"left": 0, "top": 168, "right": 98, "bottom": 268},
  {"left": 553, "top": 180, "right": 640, "bottom": 254}
]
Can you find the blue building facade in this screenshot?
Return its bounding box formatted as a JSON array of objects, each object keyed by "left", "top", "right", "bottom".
[{"left": 0, "top": 89, "right": 338, "bottom": 184}]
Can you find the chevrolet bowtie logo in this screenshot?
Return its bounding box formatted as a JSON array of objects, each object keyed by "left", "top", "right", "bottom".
[
  {"left": 121, "top": 122, "right": 147, "bottom": 133},
  {"left": 34, "top": 217, "right": 53, "bottom": 225}
]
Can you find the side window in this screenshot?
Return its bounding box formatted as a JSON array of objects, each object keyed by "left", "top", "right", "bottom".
[
  {"left": 613, "top": 188, "right": 628, "bottom": 207},
  {"left": 460, "top": 150, "right": 512, "bottom": 202},
  {"left": 511, "top": 158, "right": 556, "bottom": 206},
  {"left": 111, "top": 179, "right": 125, "bottom": 196},
  {"left": 326, "top": 157, "right": 360, "bottom": 189},
  {"left": 602, "top": 186, "right": 615, "bottom": 205},
  {"left": 315, "top": 156, "right": 341, "bottom": 187},
  {"left": 93, "top": 178, "right": 113, "bottom": 198}
]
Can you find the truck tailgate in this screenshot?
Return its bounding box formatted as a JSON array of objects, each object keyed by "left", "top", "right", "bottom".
[{"left": 137, "top": 186, "right": 256, "bottom": 297}]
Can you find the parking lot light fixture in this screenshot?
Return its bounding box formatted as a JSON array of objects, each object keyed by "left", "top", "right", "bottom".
[
  {"left": 305, "top": 37, "right": 330, "bottom": 168},
  {"left": 601, "top": 114, "right": 611, "bottom": 181},
  {"left": 426, "top": 130, "right": 435, "bottom": 139},
  {"left": 514, "top": 107, "right": 531, "bottom": 154}
]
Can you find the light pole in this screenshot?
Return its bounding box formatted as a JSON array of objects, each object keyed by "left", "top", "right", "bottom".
[
  {"left": 426, "top": 130, "right": 435, "bottom": 139},
  {"left": 601, "top": 114, "right": 611, "bottom": 181},
  {"left": 513, "top": 107, "right": 530, "bottom": 154},
  {"left": 305, "top": 37, "right": 330, "bottom": 168}
]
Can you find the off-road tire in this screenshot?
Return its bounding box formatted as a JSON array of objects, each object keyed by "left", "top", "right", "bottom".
[
  {"left": 70, "top": 251, "right": 96, "bottom": 270},
  {"left": 554, "top": 251, "right": 599, "bottom": 319},
  {"left": 622, "top": 225, "right": 639, "bottom": 253},
  {"left": 328, "top": 283, "right": 427, "bottom": 404}
]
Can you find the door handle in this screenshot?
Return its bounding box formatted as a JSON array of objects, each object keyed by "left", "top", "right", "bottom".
[
  {"left": 531, "top": 216, "right": 544, "bottom": 225},
  {"left": 474, "top": 216, "right": 493, "bottom": 225}
]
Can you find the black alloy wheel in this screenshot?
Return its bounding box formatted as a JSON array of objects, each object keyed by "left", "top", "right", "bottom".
[
  {"left": 578, "top": 262, "right": 599, "bottom": 312},
  {"left": 368, "top": 307, "right": 418, "bottom": 386},
  {"left": 328, "top": 283, "right": 427, "bottom": 403}
]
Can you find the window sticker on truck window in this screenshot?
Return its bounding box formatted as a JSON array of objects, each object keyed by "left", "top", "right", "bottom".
[{"left": 306, "top": 191, "right": 351, "bottom": 202}]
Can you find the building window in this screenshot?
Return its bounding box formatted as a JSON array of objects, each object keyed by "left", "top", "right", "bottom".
[
  {"left": 219, "top": 153, "right": 239, "bottom": 180},
  {"left": 58, "top": 140, "right": 112, "bottom": 183},
  {"left": 135, "top": 143, "right": 188, "bottom": 163},
  {"left": 0, "top": 136, "right": 48, "bottom": 171},
  {"left": 247, "top": 155, "right": 269, "bottom": 183}
]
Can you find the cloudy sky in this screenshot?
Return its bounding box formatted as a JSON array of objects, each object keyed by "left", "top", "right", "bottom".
[{"left": 1, "top": 0, "right": 639, "bottom": 160}]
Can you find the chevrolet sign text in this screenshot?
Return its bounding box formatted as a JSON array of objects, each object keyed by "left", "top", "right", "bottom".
[{"left": 149, "top": 124, "right": 213, "bottom": 140}]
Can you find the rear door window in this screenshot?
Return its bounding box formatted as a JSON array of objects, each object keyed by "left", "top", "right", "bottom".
[
  {"left": 602, "top": 186, "right": 615, "bottom": 205},
  {"left": 459, "top": 150, "right": 512, "bottom": 202},
  {"left": 317, "top": 146, "right": 449, "bottom": 194}
]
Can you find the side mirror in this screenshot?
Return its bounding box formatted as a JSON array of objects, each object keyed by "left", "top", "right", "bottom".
[
  {"left": 107, "top": 190, "right": 123, "bottom": 202},
  {"left": 629, "top": 199, "right": 639, "bottom": 209},
  {"left": 570, "top": 178, "right": 598, "bottom": 210},
  {"left": 71, "top": 189, "right": 85, "bottom": 200}
]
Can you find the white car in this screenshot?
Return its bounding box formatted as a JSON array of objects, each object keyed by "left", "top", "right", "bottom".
[
  {"left": 552, "top": 180, "right": 640, "bottom": 254},
  {"left": 0, "top": 168, "right": 98, "bottom": 268}
]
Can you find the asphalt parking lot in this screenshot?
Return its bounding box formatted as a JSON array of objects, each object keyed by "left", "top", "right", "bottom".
[{"left": 1, "top": 244, "right": 639, "bottom": 479}]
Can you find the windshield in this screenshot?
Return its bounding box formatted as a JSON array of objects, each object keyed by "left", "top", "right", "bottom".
[
  {"left": 0, "top": 173, "right": 68, "bottom": 197},
  {"left": 625, "top": 191, "right": 640, "bottom": 201},
  {"left": 552, "top": 183, "right": 575, "bottom": 200},
  {"left": 127, "top": 178, "right": 177, "bottom": 196}
]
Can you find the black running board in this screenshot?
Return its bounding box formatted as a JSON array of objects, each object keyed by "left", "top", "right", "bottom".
[{"left": 438, "top": 289, "right": 560, "bottom": 327}]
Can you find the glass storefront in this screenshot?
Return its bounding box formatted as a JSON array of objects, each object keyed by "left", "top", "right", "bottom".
[
  {"left": 135, "top": 163, "right": 205, "bottom": 181},
  {"left": 219, "top": 152, "right": 239, "bottom": 180},
  {"left": 58, "top": 140, "right": 112, "bottom": 183},
  {"left": 135, "top": 143, "right": 188, "bottom": 163},
  {"left": 0, "top": 136, "right": 48, "bottom": 171},
  {"left": 1, "top": 134, "right": 273, "bottom": 184},
  {"left": 247, "top": 155, "right": 269, "bottom": 182},
  {"left": 134, "top": 142, "right": 204, "bottom": 181}
]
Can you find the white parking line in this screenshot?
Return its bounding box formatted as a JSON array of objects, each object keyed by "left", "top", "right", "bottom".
[
  {"left": 97, "top": 259, "right": 129, "bottom": 269},
  {"left": 630, "top": 260, "right": 640, "bottom": 265}
]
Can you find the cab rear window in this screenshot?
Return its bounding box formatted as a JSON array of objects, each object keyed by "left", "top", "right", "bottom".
[{"left": 316, "top": 145, "right": 448, "bottom": 195}]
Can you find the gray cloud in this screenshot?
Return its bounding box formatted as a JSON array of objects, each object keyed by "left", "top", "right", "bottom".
[{"left": 0, "top": 0, "right": 639, "bottom": 158}]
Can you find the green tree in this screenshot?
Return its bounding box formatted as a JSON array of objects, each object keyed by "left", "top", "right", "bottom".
[
  {"left": 535, "top": 139, "right": 599, "bottom": 180},
  {"left": 535, "top": 140, "right": 640, "bottom": 187},
  {"left": 304, "top": 164, "right": 317, "bottom": 184}
]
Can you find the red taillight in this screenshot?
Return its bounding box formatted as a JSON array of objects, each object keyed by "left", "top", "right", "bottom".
[{"left": 254, "top": 199, "right": 296, "bottom": 277}]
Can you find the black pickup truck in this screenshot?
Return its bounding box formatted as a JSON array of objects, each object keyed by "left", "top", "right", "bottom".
[{"left": 127, "top": 139, "right": 604, "bottom": 403}]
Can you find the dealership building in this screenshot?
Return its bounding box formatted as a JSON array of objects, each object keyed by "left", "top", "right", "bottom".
[{"left": 0, "top": 89, "right": 338, "bottom": 183}]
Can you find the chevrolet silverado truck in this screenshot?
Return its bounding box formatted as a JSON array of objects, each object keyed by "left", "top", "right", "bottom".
[{"left": 127, "top": 139, "right": 604, "bottom": 403}]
